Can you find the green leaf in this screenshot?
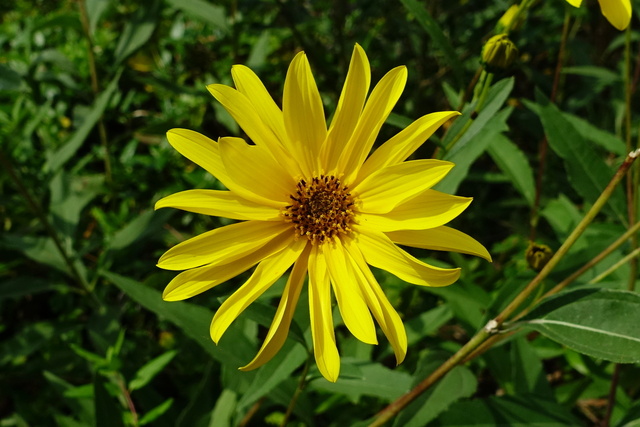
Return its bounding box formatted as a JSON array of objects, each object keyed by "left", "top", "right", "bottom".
[
  {"left": 138, "top": 398, "right": 174, "bottom": 426},
  {"left": 444, "top": 77, "right": 515, "bottom": 158},
  {"left": 102, "top": 271, "right": 255, "bottom": 367},
  {"left": 129, "top": 350, "right": 178, "bottom": 391},
  {"left": 236, "top": 340, "right": 307, "bottom": 413},
  {"left": 529, "top": 97, "right": 627, "bottom": 224},
  {"left": 209, "top": 389, "right": 237, "bottom": 427},
  {"left": 166, "top": 0, "right": 228, "bottom": 31},
  {"left": 487, "top": 134, "right": 536, "bottom": 205},
  {"left": 436, "top": 394, "right": 581, "bottom": 426},
  {"left": 394, "top": 353, "right": 477, "bottom": 427},
  {"left": 309, "top": 360, "right": 412, "bottom": 401},
  {"left": 0, "top": 277, "right": 67, "bottom": 302},
  {"left": 0, "top": 63, "right": 24, "bottom": 91},
  {"left": 94, "top": 375, "right": 125, "bottom": 427},
  {"left": 113, "top": 1, "right": 160, "bottom": 64},
  {"left": 45, "top": 69, "right": 122, "bottom": 173},
  {"left": 400, "top": 0, "right": 464, "bottom": 85},
  {"left": 49, "top": 172, "right": 103, "bottom": 240},
  {"left": 521, "top": 288, "right": 640, "bottom": 363}
]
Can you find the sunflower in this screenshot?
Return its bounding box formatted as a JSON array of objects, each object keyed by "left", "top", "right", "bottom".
[
  {"left": 155, "top": 44, "right": 490, "bottom": 382},
  {"left": 565, "top": 0, "right": 631, "bottom": 30}
]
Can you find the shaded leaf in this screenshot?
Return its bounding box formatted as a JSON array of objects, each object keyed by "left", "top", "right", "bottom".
[
  {"left": 45, "top": 69, "right": 122, "bottom": 172},
  {"left": 529, "top": 97, "right": 627, "bottom": 224},
  {"left": 400, "top": 0, "right": 464, "bottom": 85},
  {"left": 102, "top": 272, "right": 255, "bottom": 367},
  {"left": 487, "top": 134, "right": 535, "bottom": 205},
  {"left": 129, "top": 350, "right": 178, "bottom": 391},
  {"left": 95, "top": 375, "right": 125, "bottom": 427},
  {"left": 165, "top": 0, "right": 228, "bottom": 31},
  {"left": 114, "top": 1, "right": 160, "bottom": 64}
]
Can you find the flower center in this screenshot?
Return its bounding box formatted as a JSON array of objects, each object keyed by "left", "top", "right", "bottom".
[{"left": 282, "top": 175, "right": 355, "bottom": 245}]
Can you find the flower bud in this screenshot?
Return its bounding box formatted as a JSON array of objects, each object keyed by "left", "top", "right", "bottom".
[
  {"left": 482, "top": 34, "right": 519, "bottom": 71},
  {"left": 526, "top": 241, "right": 553, "bottom": 272}
]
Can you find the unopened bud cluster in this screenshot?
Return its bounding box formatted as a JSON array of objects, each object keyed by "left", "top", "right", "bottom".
[{"left": 482, "top": 34, "right": 519, "bottom": 71}]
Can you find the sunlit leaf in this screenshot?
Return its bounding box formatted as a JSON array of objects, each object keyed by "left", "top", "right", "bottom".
[{"left": 521, "top": 288, "right": 640, "bottom": 363}]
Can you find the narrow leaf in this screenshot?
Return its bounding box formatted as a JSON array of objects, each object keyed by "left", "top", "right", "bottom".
[
  {"left": 487, "top": 134, "right": 535, "bottom": 205},
  {"left": 129, "top": 350, "right": 178, "bottom": 391},
  {"left": 45, "top": 69, "right": 122, "bottom": 172},
  {"left": 530, "top": 97, "right": 627, "bottom": 224}
]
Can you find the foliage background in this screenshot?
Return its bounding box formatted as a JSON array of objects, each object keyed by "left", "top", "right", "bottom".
[{"left": 1, "top": 0, "right": 639, "bottom": 426}]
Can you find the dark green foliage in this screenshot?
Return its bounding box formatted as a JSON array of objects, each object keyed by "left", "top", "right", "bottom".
[{"left": 1, "top": 1, "right": 639, "bottom": 426}]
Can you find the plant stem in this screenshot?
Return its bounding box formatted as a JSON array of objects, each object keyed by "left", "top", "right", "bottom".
[
  {"left": 280, "top": 353, "right": 312, "bottom": 427},
  {"left": 0, "top": 149, "right": 100, "bottom": 306},
  {"left": 540, "top": 219, "right": 640, "bottom": 299},
  {"left": 77, "top": 0, "right": 112, "bottom": 187},
  {"left": 530, "top": 9, "right": 571, "bottom": 241},
  {"left": 368, "top": 149, "right": 639, "bottom": 426}
]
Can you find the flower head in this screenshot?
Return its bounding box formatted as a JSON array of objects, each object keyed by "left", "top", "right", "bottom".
[
  {"left": 156, "top": 44, "right": 491, "bottom": 382},
  {"left": 565, "top": 0, "right": 631, "bottom": 30}
]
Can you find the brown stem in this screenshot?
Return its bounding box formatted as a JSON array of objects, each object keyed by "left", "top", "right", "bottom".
[{"left": 530, "top": 10, "right": 571, "bottom": 241}]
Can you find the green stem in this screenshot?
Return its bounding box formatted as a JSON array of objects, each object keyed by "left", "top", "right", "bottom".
[
  {"left": 368, "top": 149, "right": 639, "bottom": 426},
  {"left": 280, "top": 353, "right": 312, "bottom": 427}
]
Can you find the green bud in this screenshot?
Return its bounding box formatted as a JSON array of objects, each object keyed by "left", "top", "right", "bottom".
[
  {"left": 482, "top": 34, "right": 519, "bottom": 71},
  {"left": 525, "top": 241, "right": 553, "bottom": 272}
]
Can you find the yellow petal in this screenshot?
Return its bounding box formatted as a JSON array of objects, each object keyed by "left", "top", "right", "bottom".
[
  {"left": 155, "top": 189, "right": 281, "bottom": 221},
  {"left": 207, "top": 84, "right": 301, "bottom": 175},
  {"left": 166, "top": 129, "right": 230, "bottom": 184},
  {"left": 386, "top": 226, "right": 492, "bottom": 262},
  {"left": 231, "top": 64, "right": 288, "bottom": 146},
  {"left": 210, "top": 238, "right": 307, "bottom": 343},
  {"left": 283, "top": 52, "right": 327, "bottom": 177},
  {"left": 359, "top": 190, "right": 472, "bottom": 232},
  {"left": 157, "top": 220, "right": 289, "bottom": 271},
  {"left": 323, "top": 240, "right": 378, "bottom": 345},
  {"left": 308, "top": 245, "right": 340, "bottom": 382},
  {"left": 354, "top": 225, "right": 461, "bottom": 287},
  {"left": 338, "top": 66, "right": 408, "bottom": 184},
  {"left": 163, "top": 232, "right": 295, "bottom": 301},
  {"left": 598, "top": 0, "right": 631, "bottom": 30},
  {"left": 354, "top": 160, "right": 454, "bottom": 214},
  {"left": 344, "top": 239, "right": 407, "bottom": 364},
  {"left": 565, "top": 0, "right": 582, "bottom": 7},
  {"left": 356, "top": 111, "right": 460, "bottom": 185},
  {"left": 240, "top": 245, "right": 310, "bottom": 371},
  {"left": 218, "top": 137, "right": 294, "bottom": 208},
  {"left": 321, "top": 44, "right": 371, "bottom": 171}
]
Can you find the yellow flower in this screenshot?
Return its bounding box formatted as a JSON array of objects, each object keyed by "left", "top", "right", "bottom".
[
  {"left": 155, "top": 44, "right": 491, "bottom": 382},
  {"left": 565, "top": 0, "right": 631, "bottom": 30}
]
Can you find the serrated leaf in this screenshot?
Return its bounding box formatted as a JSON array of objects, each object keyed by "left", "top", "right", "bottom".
[
  {"left": 487, "top": 134, "right": 535, "bottom": 205},
  {"left": 530, "top": 97, "right": 627, "bottom": 224},
  {"left": 521, "top": 288, "right": 640, "bottom": 363},
  {"left": 129, "top": 350, "right": 177, "bottom": 391}
]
